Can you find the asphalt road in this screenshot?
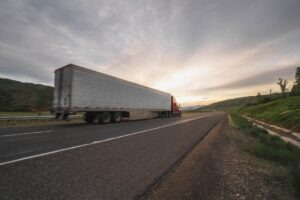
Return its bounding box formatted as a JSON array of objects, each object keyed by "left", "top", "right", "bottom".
[{"left": 0, "top": 112, "right": 225, "bottom": 200}]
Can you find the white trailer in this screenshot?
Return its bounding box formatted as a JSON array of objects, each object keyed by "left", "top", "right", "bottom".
[{"left": 53, "top": 64, "right": 180, "bottom": 123}]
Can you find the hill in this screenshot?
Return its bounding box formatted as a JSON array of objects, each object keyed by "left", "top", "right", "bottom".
[
  {"left": 0, "top": 78, "right": 53, "bottom": 112},
  {"left": 202, "top": 93, "right": 283, "bottom": 111},
  {"left": 238, "top": 96, "right": 300, "bottom": 132},
  {"left": 181, "top": 105, "right": 204, "bottom": 111},
  {"left": 201, "top": 96, "right": 256, "bottom": 110},
  {"left": 201, "top": 93, "right": 299, "bottom": 131}
]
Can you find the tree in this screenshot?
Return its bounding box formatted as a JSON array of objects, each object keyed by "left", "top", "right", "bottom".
[
  {"left": 255, "top": 92, "right": 270, "bottom": 104},
  {"left": 291, "top": 67, "right": 300, "bottom": 96},
  {"left": 277, "top": 77, "right": 288, "bottom": 97},
  {"left": 256, "top": 92, "right": 261, "bottom": 97},
  {"left": 295, "top": 67, "right": 300, "bottom": 85},
  {"left": 0, "top": 89, "right": 13, "bottom": 111}
]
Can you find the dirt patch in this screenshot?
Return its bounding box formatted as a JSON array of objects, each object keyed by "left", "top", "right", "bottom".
[
  {"left": 144, "top": 117, "right": 297, "bottom": 200},
  {"left": 246, "top": 117, "right": 300, "bottom": 142}
]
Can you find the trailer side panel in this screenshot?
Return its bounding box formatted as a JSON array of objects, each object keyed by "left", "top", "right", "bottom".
[{"left": 59, "top": 65, "right": 172, "bottom": 112}]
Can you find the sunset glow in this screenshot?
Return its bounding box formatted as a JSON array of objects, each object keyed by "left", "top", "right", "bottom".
[{"left": 1, "top": 0, "right": 299, "bottom": 106}]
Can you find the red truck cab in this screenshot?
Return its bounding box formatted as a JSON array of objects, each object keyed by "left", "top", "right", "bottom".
[{"left": 171, "top": 96, "right": 181, "bottom": 116}]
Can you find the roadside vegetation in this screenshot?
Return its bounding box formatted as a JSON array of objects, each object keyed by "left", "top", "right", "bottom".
[
  {"left": 230, "top": 113, "right": 300, "bottom": 197},
  {"left": 201, "top": 95, "right": 257, "bottom": 110},
  {"left": 0, "top": 117, "right": 82, "bottom": 127},
  {"left": 202, "top": 67, "right": 300, "bottom": 132},
  {"left": 0, "top": 111, "right": 52, "bottom": 116},
  {"left": 238, "top": 96, "right": 300, "bottom": 132}
]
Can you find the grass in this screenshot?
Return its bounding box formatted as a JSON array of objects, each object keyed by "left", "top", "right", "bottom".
[
  {"left": 201, "top": 93, "right": 283, "bottom": 111},
  {"left": 0, "top": 111, "right": 52, "bottom": 116},
  {"left": 238, "top": 96, "right": 300, "bottom": 132},
  {"left": 0, "top": 113, "right": 83, "bottom": 127},
  {"left": 0, "top": 117, "right": 82, "bottom": 127},
  {"left": 230, "top": 113, "right": 300, "bottom": 197}
]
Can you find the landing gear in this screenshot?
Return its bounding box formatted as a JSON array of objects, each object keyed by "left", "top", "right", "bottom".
[
  {"left": 62, "top": 113, "right": 69, "bottom": 121},
  {"left": 84, "top": 113, "right": 95, "bottom": 123},
  {"left": 55, "top": 113, "right": 61, "bottom": 119},
  {"left": 56, "top": 113, "right": 69, "bottom": 120}
]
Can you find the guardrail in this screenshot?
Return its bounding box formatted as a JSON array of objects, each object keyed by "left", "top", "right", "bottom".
[{"left": 0, "top": 115, "right": 83, "bottom": 121}]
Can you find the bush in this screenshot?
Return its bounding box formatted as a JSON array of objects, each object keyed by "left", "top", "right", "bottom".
[{"left": 291, "top": 85, "right": 300, "bottom": 96}]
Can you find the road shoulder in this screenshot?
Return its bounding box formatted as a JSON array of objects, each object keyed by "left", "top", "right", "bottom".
[{"left": 144, "top": 116, "right": 298, "bottom": 200}]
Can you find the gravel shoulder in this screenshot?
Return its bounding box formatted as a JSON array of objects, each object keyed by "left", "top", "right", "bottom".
[{"left": 144, "top": 116, "right": 298, "bottom": 200}]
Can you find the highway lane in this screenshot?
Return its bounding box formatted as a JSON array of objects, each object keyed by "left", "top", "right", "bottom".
[
  {"left": 1, "top": 116, "right": 195, "bottom": 163},
  {"left": 0, "top": 112, "right": 225, "bottom": 200},
  {"left": 0, "top": 113, "right": 218, "bottom": 164}
]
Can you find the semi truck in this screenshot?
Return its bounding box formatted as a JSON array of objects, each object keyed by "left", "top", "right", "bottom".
[{"left": 53, "top": 64, "right": 181, "bottom": 123}]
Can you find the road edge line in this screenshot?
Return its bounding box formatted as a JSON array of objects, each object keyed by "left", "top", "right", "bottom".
[{"left": 136, "top": 114, "right": 227, "bottom": 200}]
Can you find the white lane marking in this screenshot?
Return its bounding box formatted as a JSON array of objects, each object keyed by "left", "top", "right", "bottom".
[
  {"left": 0, "top": 130, "right": 53, "bottom": 138},
  {"left": 0, "top": 114, "right": 219, "bottom": 166}
]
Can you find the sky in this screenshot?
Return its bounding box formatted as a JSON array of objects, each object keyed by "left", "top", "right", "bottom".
[{"left": 0, "top": 0, "right": 300, "bottom": 106}]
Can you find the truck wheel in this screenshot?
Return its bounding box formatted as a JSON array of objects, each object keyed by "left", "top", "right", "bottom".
[
  {"left": 100, "top": 112, "right": 111, "bottom": 124},
  {"left": 112, "top": 112, "right": 122, "bottom": 123}
]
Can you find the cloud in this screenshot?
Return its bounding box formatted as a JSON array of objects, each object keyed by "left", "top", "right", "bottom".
[
  {"left": 203, "top": 65, "right": 297, "bottom": 91},
  {"left": 0, "top": 0, "right": 300, "bottom": 105}
]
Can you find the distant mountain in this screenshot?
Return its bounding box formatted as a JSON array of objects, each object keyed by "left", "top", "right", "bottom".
[
  {"left": 201, "top": 96, "right": 256, "bottom": 111},
  {"left": 0, "top": 78, "right": 53, "bottom": 112},
  {"left": 181, "top": 105, "right": 204, "bottom": 111}
]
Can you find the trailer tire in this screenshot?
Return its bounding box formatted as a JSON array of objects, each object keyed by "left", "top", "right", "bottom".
[
  {"left": 100, "top": 112, "right": 111, "bottom": 124},
  {"left": 112, "top": 112, "right": 122, "bottom": 123}
]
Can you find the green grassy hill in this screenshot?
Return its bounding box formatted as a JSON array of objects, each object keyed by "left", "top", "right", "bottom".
[
  {"left": 201, "top": 93, "right": 299, "bottom": 132},
  {"left": 238, "top": 96, "right": 300, "bottom": 132},
  {"left": 202, "top": 93, "right": 283, "bottom": 111},
  {"left": 202, "top": 96, "right": 256, "bottom": 110},
  {"left": 0, "top": 78, "right": 53, "bottom": 112}
]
